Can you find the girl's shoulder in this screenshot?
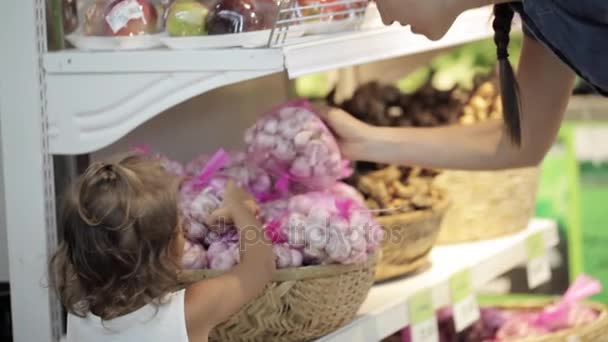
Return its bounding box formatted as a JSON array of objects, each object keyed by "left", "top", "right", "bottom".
[
  {"left": 515, "top": 0, "right": 608, "bottom": 96},
  {"left": 66, "top": 290, "right": 188, "bottom": 342}
]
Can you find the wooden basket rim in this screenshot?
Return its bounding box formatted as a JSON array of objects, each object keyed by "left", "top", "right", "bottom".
[
  {"left": 180, "top": 254, "right": 377, "bottom": 283},
  {"left": 492, "top": 301, "right": 608, "bottom": 341}
]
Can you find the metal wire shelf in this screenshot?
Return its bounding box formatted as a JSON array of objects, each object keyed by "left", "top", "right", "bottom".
[{"left": 268, "top": 0, "right": 369, "bottom": 47}]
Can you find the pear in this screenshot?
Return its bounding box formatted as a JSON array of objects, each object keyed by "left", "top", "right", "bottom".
[{"left": 167, "top": 0, "right": 209, "bottom": 36}]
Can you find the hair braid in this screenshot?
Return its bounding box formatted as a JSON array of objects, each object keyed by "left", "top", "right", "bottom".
[{"left": 493, "top": 3, "right": 522, "bottom": 145}]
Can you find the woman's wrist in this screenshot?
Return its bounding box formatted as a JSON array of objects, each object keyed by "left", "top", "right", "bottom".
[{"left": 349, "top": 125, "right": 404, "bottom": 163}]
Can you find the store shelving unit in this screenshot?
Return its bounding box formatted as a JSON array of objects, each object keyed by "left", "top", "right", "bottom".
[
  {"left": 43, "top": 6, "right": 493, "bottom": 155},
  {"left": 316, "top": 219, "right": 558, "bottom": 342},
  {"left": 1, "top": 2, "right": 507, "bottom": 342}
]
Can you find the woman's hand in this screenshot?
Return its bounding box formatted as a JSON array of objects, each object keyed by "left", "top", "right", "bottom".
[{"left": 319, "top": 107, "right": 379, "bottom": 161}]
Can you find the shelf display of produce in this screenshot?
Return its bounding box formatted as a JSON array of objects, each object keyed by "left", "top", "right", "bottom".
[
  {"left": 4, "top": 1, "right": 581, "bottom": 342},
  {"left": 315, "top": 218, "right": 559, "bottom": 342},
  {"left": 43, "top": 5, "right": 494, "bottom": 155}
]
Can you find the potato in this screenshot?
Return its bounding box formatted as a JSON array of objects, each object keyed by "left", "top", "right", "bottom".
[
  {"left": 463, "top": 105, "right": 475, "bottom": 118},
  {"left": 409, "top": 178, "right": 430, "bottom": 194},
  {"left": 357, "top": 176, "right": 375, "bottom": 195},
  {"left": 374, "top": 182, "right": 392, "bottom": 207},
  {"left": 460, "top": 115, "right": 476, "bottom": 125},
  {"left": 365, "top": 199, "right": 380, "bottom": 211},
  {"left": 412, "top": 195, "right": 433, "bottom": 209},
  {"left": 367, "top": 166, "right": 402, "bottom": 183},
  {"left": 470, "top": 95, "right": 489, "bottom": 111},
  {"left": 411, "top": 167, "right": 424, "bottom": 178},
  {"left": 478, "top": 82, "right": 496, "bottom": 99},
  {"left": 493, "top": 96, "right": 503, "bottom": 113},
  {"left": 392, "top": 181, "right": 416, "bottom": 199}
]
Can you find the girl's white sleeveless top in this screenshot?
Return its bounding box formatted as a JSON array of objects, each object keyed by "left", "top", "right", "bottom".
[{"left": 66, "top": 290, "right": 189, "bottom": 342}]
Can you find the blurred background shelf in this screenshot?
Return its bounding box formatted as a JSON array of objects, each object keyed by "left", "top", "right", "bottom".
[{"left": 315, "top": 219, "right": 558, "bottom": 342}]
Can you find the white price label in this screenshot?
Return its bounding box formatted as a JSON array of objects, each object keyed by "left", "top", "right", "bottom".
[
  {"left": 105, "top": 0, "right": 145, "bottom": 34},
  {"left": 411, "top": 319, "right": 439, "bottom": 342},
  {"left": 527, "top": 254, "right": 551, "bottom": 289},
  {"left": 449, "top": 269, "right": 480, "bottom": 332},
  {"left": 526, "top": 233, "right": 551, "bottom": 289},
  {"left": 408, "top": 290, "right": 438, "bottom": 342},
  {"left": 452, "top": 295, "right": 480, "bottom": 332}
]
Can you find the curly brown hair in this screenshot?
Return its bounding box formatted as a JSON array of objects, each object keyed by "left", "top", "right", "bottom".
[{"left": 49, "top": 154, "right": 184, "bottom": 320}]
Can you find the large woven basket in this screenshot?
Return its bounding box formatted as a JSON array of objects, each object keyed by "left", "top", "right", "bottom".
[
  {"left": 179, "top": 256, "right": 376, "bottom": 342},
  {"left": 434, "top": 167, "right": 540, "bottom": 244},
  {"left": 491, "top": 301, "right": 608, "bottom": 341},
  {"left": 375, "top": 199, "right": 449, "bottom": 282}
]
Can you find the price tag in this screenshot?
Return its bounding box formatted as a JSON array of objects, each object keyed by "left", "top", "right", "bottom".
[
  {"left": 408, "top": 290, "right": 439, "bottom": 342},
  {"left": 526, "top": 232, "right": 551, "bottom": 288},
  {"left": 449, "top": 269, "right": 480, "bottom": 332},
  {"left": 105, "top": 0, "right": 145, "bottom": 34}
]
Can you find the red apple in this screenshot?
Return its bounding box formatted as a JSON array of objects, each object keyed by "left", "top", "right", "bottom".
[{"left": 105, "top": 0, "right": 158, "bottom": 36}]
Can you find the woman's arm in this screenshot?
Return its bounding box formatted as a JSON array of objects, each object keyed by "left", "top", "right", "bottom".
[
  {"left": 184, "top": 182, "right": 275, "bottom": 341},
  {"left": 322, "top": 35, "right": 575, "bottom": 170}
]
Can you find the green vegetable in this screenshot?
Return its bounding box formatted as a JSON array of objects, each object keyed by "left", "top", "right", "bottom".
[
  {"left": 295, "top": 72, "right": 332, "bottom": 98},
  {"left": 396, "top": 34, "right": 524, "bottom": 91},
  {"left": 395, "top": 66, "right": 431, "bottom": 94}
]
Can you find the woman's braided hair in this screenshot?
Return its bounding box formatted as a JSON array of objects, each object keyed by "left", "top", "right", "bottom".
[{"left": 493, "top": 3, "right": 522, "bottom": 145}]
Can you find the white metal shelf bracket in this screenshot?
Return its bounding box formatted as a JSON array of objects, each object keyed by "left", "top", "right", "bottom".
[
  {"left": 0, "top": 0, "right": 62, "bottom": 341},
  {"left": 45, "top": 69, "right": 278, "bottom": 154}
]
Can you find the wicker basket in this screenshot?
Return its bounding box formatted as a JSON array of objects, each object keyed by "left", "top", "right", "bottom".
[
  {"left": 434, "top": 167, "right": 540, "bottom": 244},
  {"left": 375, "top": 199, "right": 449, "bottom": 281},
  {"left": 179, "top": 256, "right": 376, "bottom": 342},
  {"left": 491, "top": 301, "right": 608, "bottom": 342}
]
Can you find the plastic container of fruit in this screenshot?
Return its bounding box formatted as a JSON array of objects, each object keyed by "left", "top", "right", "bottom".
[
  {"left": 70, "top": 0, "right": 164, "bottom": 51},
  {"left": 295, "top": 0, "right": 368, "bottom": 35},
  {"left": 160, "top": 0, "right": 308, "bottom": 49}
]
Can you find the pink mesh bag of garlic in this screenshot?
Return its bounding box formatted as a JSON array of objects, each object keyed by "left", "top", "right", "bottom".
[
  {"left": 262, "top": 192, "right": 383, "bottom": 266},
  {"left": 130, "top": 144, "right": 185, "bottom": 176},
  {"left": 186, "top": 151, "right": 280, "bottom": 202},
  {"left": 179, "top": 149, "right": 236, "bottom": 243},
  {"left": 245, "top": 99, "right": 352, "bottom": 191}
]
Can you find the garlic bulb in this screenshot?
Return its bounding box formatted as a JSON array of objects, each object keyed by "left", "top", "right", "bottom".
[{"left": 182, "top": 240, "right": 207, "bottom": 270}]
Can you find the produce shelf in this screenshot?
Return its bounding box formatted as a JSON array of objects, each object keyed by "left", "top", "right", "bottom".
[
  {"left": 284, "top": 6, "right": 494, "bottom": 77},
  {"left": 43, "top": 6, "right": 494, "bottom": 155},
  {"left": 315, "top": 218, "right": 559, "bottom": 342}
]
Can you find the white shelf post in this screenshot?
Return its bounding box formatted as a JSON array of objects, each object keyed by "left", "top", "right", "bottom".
[{"left": 0, "top": 1, "right": 62, "bottom": 341}]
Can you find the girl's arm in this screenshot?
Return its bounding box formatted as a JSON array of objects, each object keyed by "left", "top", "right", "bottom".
[
  {"left": 184, "top": 182, "right": 275, "bottom": 341},
  {"left": 322, "top": 35, "right": 575, "bottom": 170}
]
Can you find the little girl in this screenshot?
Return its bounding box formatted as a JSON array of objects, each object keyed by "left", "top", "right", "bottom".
[{"left": 49, "top": 153, "right": 276, "bottom": 342}]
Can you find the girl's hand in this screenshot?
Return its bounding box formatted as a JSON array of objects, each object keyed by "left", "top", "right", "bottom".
[
  {"left": 205, "top": 181, "right": 259, "bottom": 226},
  {"left": 222, "top": 181, "right": 255, "bottom": 210},
  {"left": 375, "top": 0, "right": 468, "bottom": 40},
  {"left": 319, "top": 107, "right": 378, "bottom": 161}
]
